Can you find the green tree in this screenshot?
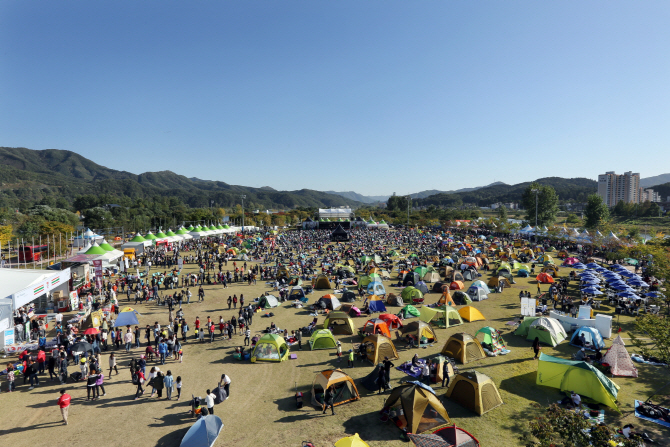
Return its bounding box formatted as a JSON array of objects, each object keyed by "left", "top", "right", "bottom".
[
  {"left": 583, "top": 194, "right": 609, "bottom": 229},
  {"left": 521, "top": 183, "right": 560, "bottom": 227},
  {"left": 565, "top": 213, "right": 581, "bottom": 224},
  {"left": 497, "top": 205, "right": 508, "bottom": 221},
  {"left": 629, "top": 315, "right": 670, "bottom": 367},
  {"left": 521, "top": 404, "right": 638, "bottom": 447}
]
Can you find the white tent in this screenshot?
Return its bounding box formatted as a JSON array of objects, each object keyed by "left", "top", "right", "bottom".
[{"left": 602, "top": 335, "right": 638, "bottom": 377}]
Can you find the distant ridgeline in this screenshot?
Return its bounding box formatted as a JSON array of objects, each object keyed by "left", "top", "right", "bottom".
[{"left": 0, "top": 147, "right": 362, "bottom": 210}]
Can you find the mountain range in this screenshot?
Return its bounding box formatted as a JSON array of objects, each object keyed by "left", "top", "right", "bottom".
[
  {"left": 326, "top": 182, "right": 507, "bottom": 203},
  {"left": 0, "top": 147, "right": 360, "bottom": 210},
  {"left": 640, "top": 173, "right": 670, "bottom": 189}
]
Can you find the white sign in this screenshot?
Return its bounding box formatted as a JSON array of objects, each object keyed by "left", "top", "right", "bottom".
[
  {"left": 12, "top": 268, "right": 71, "bottom": 308},
  {"left": 521, "top": 298, "right": 536, "bottom": 316},
  {"left": 3, "top": 328, "right": 14, "bottom": 346}
]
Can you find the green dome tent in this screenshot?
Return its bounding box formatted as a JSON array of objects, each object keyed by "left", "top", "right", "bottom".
[
  {"left": 401, "top": 286, "right": 423, "bottom": 303},
  {"left": 309, "top": 329, "right": 337, "bottom": 350},
  {"left": 251, "top": 334, "right": 289, "bottom": 363}
]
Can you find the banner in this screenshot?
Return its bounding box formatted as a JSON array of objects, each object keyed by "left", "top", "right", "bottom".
[
  {"left": 12, "top": 268, "right": 71, "bottom": 308},
  {"left": 93, "top": 260, "right": 103, "bottom": 288},
  {"left": 69, "top": 291, "right": 79, "bottom": 310}
]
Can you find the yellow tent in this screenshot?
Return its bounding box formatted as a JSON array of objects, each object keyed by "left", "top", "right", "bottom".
[
  {"left": 334, "top": 433, "right": 370, "bottom": 447},
  {"left": 458, "top": 306, "right": 486, "bottom": 322}
]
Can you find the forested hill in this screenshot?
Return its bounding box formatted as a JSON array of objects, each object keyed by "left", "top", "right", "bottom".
[
  {"left": 0, "top": 147, "right": 360, "bottom": 210},
  {"left": 414, "top": 177, "right": 597, "bottom": 207}
]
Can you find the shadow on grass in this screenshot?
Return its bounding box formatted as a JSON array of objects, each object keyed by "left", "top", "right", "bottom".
[
  {"left": 341, "top": 410, "right": 403, "bottom": 442},
  {"left": 0, "top": 421, "right": 65, "bottom": 436}
]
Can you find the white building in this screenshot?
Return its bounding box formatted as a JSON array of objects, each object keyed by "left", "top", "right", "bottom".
[
  {"left": 598, "top": 171, "right": 640, "bottom": 206},
  {"left": 318, "top": 207, "right": 353, "bottom": 220},
  {"left": 639, "top": 188, "right": 661, "bottom": 203}
]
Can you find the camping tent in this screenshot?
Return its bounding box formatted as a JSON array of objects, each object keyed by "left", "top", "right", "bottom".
[
  {"left": 408, "top": 425, "right": 480, "bottom": 447},
  {"left": 419, "top": 306, "right": 463, "bottom": 329},
  {"left": 367, "top": 295, "right": 387, "bottom": 313},
  {"left": 401, "top": 286, "right": 424, "bottom": 303},
  {"left": 451, "top": 291, "right": 472, "bottom": 306},
  {"left": 323, "top": 312, "right": 356, "bottom": 335},
  {"left": 251, "top": 334, "right": 289, "bottom": 362},
  {"left": 309, "top": 329, "right": 338, "bottom": 350},
  {"left": 450, "top": 281, "right": 465, "bottom": 290},
  {"left": 458, "top": 306, "right": 485, "bottom": 322},
  {"left": 415, "top": 281, "right": 429, "bottom": 295},
  {"left": 526, "top": 317, "right": 567, "bottom": 347},
  {"left": 258, "top": 294, "right": 280, "bottom": 309},
  {"left": 399, "top": 305, "right": 421, "bottom": 319},
  {"left": 361, "top": 363, "right": 385, "bottom": 392},
  {"left": 441, "top": 333, "right": 486, "bottom": 364},
  {"left": 362, "top": 334, "right": 399, "bottom": 364},
  {"left": 179, "top": 415, "right": 224, "bottom": 447},
  {"left": 386, "top": 293, "right": 404, "bottom": 307},
  {"left": 288, "top": 287, "right": 306, "bottom": 300},
  {"left": 570, "top": 326, "right": 605, "bottom": 351},
  {"left": 334, "top": 433, "right": 370, "bottom": 447},
  {"left": 317, "top": 294, "right": 342, "bottom": 310},
  {"left": 400, "top": 320, "right": 438, "bottom": 344},
  {"left": 384, "top": 383, "right": 452, "bottom": 434},
  {"left": 403, "top": 272, "right": 421, "bottom": 286},
  {"left": 311, "top": 369, "right": 360, "bottom": 408},
  {"left": 423, "top": 271, "right": 441, "bottom": 283},
  {"left": 360, "top": 319, "right": 392, "bottom": 338},
  {"left": 446, "top": 371, "right": 503, "bottom": 415},
  {"left": 379, "top": 313, "right": 403, "bottom": 330},
  {"left": 602, "top": 335, "right": 638, "bottom": 378},
  {"left": 536, "top": 353, "right": 620, "bottom": 410},
  {"left": 367, "top": 281, "right": 386, "bottom": 297},
  {"left": 313, "top": 275, "right": 333, "bottom": 290},
  {"left": 474, "top": 327, "right": 508, "bottom": 355},
  {"left": 113, "top": 310, "right": 140, "bottom": 327},
  {"left": 432, "top": 281, "right": 450, "bottom": 293},
  {"left": 341, "top": 291, "right": 357, "bottom": 303},
  {"left": 536, "top": 273, "right": 555, "bottom": 284},
  {"left": 466, "top": 286, "right": 488, "bottom": 302}
]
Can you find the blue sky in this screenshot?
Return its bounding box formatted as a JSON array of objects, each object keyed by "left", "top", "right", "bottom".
[{"left": 1, "top": 1, "right": 669, "bottom": 195}]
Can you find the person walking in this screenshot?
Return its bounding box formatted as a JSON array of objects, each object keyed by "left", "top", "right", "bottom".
[
  {"left": 86, "top": 368, "right": 99, "bottom": 400},
  {"left": 57, "top": 389, "right": 71, "bottom": 425},
  {"left": 322, "top": 385, "right": 335, "bottom": 415},
  {"left": 58, "top": 353, "right": 68, "bottom": 385},
  {"left": 176, "top": 376, "right": 183, "bottom": 401},
  {"left": 108, "top": 353, "right": 119, "bottom": 377},
  {"left": 296, "top": 329, "right": 302, "bottom": 350},
  {"left": 347, "top": 349, "right": 354, "bottom": 368},
  {"left": 442, "top": 361, "right": 451, "bottom": 388},
  {"left": 124, "top": 329, "right": 133, "bottom": 352},
  {"left": 531, "top": 337, "right": 541, "bottom": 360},
  {"left": 134, "top": 326, "right": 141, "bottom": 348},
  {"left": 96, "top": 371, "right": 106, "bottom": 397},
  {"left": 243, "top": 328, "right": 250, "bottom": 346},
  {"left": 219, "top": 373, "right": 231, "bottom": 397},
  {"left": 382, "top": 356, "right": 394, "bottom": 385},
  {"left": 164, "top": 370, "right": 174, "bottom": 400},
  {"left": 158, "top": 339, "right": 168, "bottom": 365},
  {"left": 153, "top": 371, "right": 165, "bottom": 398},
  {"left": 26, "top": 359, "right": 39, "bottom": 389},
  {"left": 134, "top": 369, "right": 145, "bottom": 400}
]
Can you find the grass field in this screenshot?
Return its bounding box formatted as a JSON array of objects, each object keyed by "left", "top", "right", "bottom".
[{"left": 2, "top": 247, "right": 669, "bottom": 447}]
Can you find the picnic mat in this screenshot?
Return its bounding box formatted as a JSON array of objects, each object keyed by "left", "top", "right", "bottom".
[
  {"left": 579, "top": 404, "right": 604, "bottom": 425},
  {"left": 396, "top": 359, "right": 425, "bottom": 378},
  {"left": 634, "top": 400, "right": 670, "bottom": 428}
]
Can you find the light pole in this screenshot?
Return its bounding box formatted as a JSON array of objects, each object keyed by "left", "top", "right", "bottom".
[
  {"left": 531, "top": 188, "right": 539, "bottom": 228},
  {"left": 407, "top": 195, "right": 411, "bottom": 227},
  {"left": 240, "top": 195, "right": 246, "bottom": 232}
]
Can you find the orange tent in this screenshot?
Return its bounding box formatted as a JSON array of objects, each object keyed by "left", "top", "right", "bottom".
[
  {"left": 379, "top": 314, "right": 403, "bottom": 330},
  {"left": 450, "top": 281, "right": 465, "bottom": 290},
  {"left": 360, "top": 318, "right": 391, "bottom": 338},
  {"left": 536, "top": 273, "right": 555, "bottom": 284}
]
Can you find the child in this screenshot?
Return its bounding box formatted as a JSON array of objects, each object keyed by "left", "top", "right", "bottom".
[{"left": 198, "top": 328, "right": 205, "bottom": 342}]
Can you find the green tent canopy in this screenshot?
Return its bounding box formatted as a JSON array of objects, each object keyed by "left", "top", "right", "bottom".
[
  {"left": 98, "top": 241, "right": 115, "bottom": 252},
  {"left": 129, "top": 233, "right": 146, "bottom": 242},
  {"left": 186, "top": 225, "right": 195, "bottom": 231},
  {"left": 165, "top": 229, "right": 177, "bottom": 237},
  {"left": 155, "top": 231, "right": 168, "bottom": 239},
  {"left": 84, "top": 243, "right": 107, "bottom": 255},
  {"left": 175, "top": 227, "right": 189, "bottom": 235},
  {"left": 143, "top": 232, "right": 157, "bottom": 240}
]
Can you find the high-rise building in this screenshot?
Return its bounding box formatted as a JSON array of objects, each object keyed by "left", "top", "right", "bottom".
[
  {"left": 597, "top": 171, "right": 640, "bottom": 206},
  {"left": 639, "top": 188, "right": 661, "bottom": 203}
]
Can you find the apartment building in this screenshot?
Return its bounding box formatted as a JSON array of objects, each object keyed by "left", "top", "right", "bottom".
[{"left": 597, "top": 171, "right": 640, "bottom": 206}]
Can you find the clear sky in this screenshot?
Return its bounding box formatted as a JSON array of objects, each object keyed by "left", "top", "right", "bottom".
[{"left": 1, "top": 1, "right": 669, "bottom": 196}]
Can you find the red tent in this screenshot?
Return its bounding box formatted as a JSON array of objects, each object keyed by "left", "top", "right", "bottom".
[
  {"left": 379, "top": 313, "right": 403, "bottom": 330},
  {"left": 536, "top": 273, "right": 555, "bottom": 284}
]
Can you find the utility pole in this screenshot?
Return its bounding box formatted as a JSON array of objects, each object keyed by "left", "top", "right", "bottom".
[
  {"left": 531, "top": 188, "right": 540, "bottom": 228},
  {"left": 241, "top": 195, "right": 246, "bottom": 232}
]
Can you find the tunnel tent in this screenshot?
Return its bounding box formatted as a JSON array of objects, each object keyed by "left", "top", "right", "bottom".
[
  {"left": 446, "top": 371, "right": 504, "bottom": 416},
  {"left": 536, "top": 353, "right": 620, "bottom": 410},
  {"left": 311, "top": 369, "right": 360, "bottom": 408}
]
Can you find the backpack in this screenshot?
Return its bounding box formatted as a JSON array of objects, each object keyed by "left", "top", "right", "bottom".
[{"left": 132, "top": 372, "right": 140, "bottom": 385}]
